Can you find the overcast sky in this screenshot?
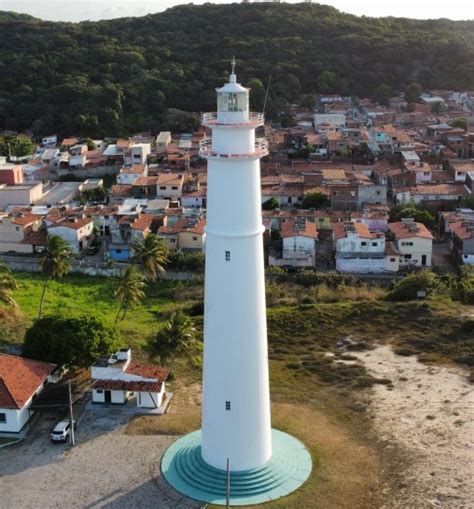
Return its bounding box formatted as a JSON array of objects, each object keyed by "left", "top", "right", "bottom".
[{"left": 1, "top": 0, "right": 473, "bottom": 22}]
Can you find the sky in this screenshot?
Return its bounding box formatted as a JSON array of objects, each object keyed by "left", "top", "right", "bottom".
[{"left": 1, "top": 0, "right": 473, "bottom": 22}]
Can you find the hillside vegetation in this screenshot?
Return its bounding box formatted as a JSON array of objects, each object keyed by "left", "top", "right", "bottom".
[{"left": 0, "top": 3, "right": 473, "bottom": 136}]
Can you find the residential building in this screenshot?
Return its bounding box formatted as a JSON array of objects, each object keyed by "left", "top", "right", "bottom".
[
  {"left": 271, "top": 218, "right": 318, "bottom": 267},
  {"left": 117, "top": 164, "right": 148, "bottom": 185},
  {"left": 156, "top": 173, "right": 184, "bottom": 200},
  {"left": 158, "top": 216, "right": 205, "bottom": 252},
  {"left": 0, "top": 163, "right": 24, "bottom": 185},
  {"left": 0, "top": 354, "right": 56, "bottom": 434},
  {"left": 0, "top": 182, "right": 43, "bottom": 209},
  {"left": 389, "top": 219, "right": 433, "bottom": 267},
  {"left": 0, "top": 213, "right": 43, "bottom": 253},
  {"left": 48, "top": 216, "right": 94, "bottom": 253},
  {"left": 333, "top": 222, "right": 386, "bottom": 273},
  {"left": 156, "top": 131, "right": 172, "bottom": 153},
  {"left": 90, "top": 349, "right": 169, "bottom": 409},
  {"left": 450, "top": 221, "right": 474, "bottom": 264}
]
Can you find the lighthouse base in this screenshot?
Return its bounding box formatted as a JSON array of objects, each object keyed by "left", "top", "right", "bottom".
[{"left": 161, "top": 429, "right": 312, "bottom": 506}]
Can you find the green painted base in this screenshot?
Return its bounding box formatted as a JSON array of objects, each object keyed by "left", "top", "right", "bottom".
[{"left": 161, "top": 429, "right": 312, "bottom": 506}]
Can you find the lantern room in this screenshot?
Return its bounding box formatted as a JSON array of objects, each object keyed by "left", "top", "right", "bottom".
[{"left": 216, "top": 59, "right": 249, "bottom": 124}]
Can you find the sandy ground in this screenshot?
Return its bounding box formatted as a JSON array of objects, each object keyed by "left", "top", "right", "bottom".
[{"left": 355, "top": 345, "right": 474, "bottom": 509}]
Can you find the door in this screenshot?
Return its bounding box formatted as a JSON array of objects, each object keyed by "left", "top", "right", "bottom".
[
  {"left": 104, "top": 390, "right": 112, "bottom": 403},
  {"left": 421, "top": 255, "right": 427, "bottom": 266}
]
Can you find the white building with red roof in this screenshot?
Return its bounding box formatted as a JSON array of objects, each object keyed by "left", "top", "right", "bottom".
[
  {"left": 388, "top": 218, "right": 434, "bottom": 267},
  {"left": 332, "top": 221, "right": 386, "bottom": 273},
  {"left": 90, "top": 349, "right": 169, "bottom": 410},
  {"left": 0, "top": 354, "right": 56, "bottom": 434},
  {"left": 47, "top": 216, "right": 94, "bottom": 254},
  {"left": 270, "top": 217, "right": 318, "bottom": 267}
]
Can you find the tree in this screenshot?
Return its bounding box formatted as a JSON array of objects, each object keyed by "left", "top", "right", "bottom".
[
  {"left": 247, "top": 78, "right": 266, "bottom": 111},
  {"left": 131, "top": 233, "right": 168, "bottom": 282},
  {"left": 39, "top": 235, "right": 72, "bottom": 317},
  {"left": 460, "top": 196, "right": 474, "bottom": 209},
  {"left": 23, "top": 315, "right": 122, "bottom": 367},
  {"left": 114, "top": 266, "right": 146, "bottom": 323},
  {"left": 372, "top": 84, "right": 392, "bottom": 106},
  {"left": 302, "top": 192, "right": 329, "bottom": 210},
  {"left": 147, "top": 311, "right": 196, "bottom": 367},
  {"left": 0, "top": 265, "right": 17, "bottom": 308},
  {"left": 0, "top": 135, "right": 35, "bottom": 158},
  {"left": 300, "top": 94, "right": 316, "bottom": 110},
  {"left": 83, "top": 137, "right": 96, "bottom": 150},
  {"left": 317, "top": 71, "right": 337, "bottom": 94},
  {"left": 262, "top": 197, "right": 279, "bottom": 210},
  {"left": 405, "top": 83, "right": 422, "bottom": 103},
  {"left": 450, "top": 117, "right": 468, "bottom": 131},
  {"left": 389, "top": 203, "right": 435, "bottom": 229}
]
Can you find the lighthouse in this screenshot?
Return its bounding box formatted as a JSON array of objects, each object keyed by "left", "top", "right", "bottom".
[
  {"left": 161, "top": 60, "right": 312, "bottom": 506},
  {"left": 200, "top": 58, "right": 272, "bottom": 472}
]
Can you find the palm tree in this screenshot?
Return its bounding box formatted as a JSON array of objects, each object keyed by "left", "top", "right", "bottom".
[
  {"left": 114, "top": 265, "right": 146, "bottom": 323},
  {"left": 0, "top": 265, "right": 18, "bottom": 308},
  {"left": 39, "top": 235, "right": 72, "bottom": 317},
  {"left": 131, "top": 233, "right": 168, "bottom": 282},
  {"left": 147, "top": 311, "right": 196, "bottom": 367}
]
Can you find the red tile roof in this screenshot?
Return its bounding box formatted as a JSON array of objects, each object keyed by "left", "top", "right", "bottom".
[
  {"left": 332, "top": 221, "right": 378, "bottom": 240},
  {"left": 130, "top": 214, "right": 154, "bottom": 231},
  {"left": 111, "top": 184, "right": 133, "bottom": 197},
  {"left": 0, "top": 354, "right": 56, "bottom": 409},
  {"left": 125, "top": 361, "right": 169, "bottom": 381},
  {"left": 280, "top": 218, "right": 318, "bottom": 239},
  {"left": 450, "top": 221, "right": 474, "bottom": 240},
  {"left": 159, "top": 217, "right": 205, "bottom": 235},
  {"left": 11, "top": 214, "right": 41, "bottom": 226},
  {"left": 389, "top": 221, "right": 434, "bottom": 240},
  {"left": 49, "top": 217, "right": 93, "bottom": 230}
]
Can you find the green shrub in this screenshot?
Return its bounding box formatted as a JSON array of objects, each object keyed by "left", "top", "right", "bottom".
[
  {"left": 387, "top": 271, "right": 442, "bottom": 301},
  {"left": 166, "top": 251, "right": 205, "bottom": 272}
]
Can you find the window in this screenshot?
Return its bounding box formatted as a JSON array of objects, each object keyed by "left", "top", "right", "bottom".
[
  {"left": 225, "top": 251, "right": 231, "bottom": 261},
  {"left": 96, "top": 389, "right": 103, "bottom": 394},
  {"left": 225, "top": 401, "right": 231, "bottom": 411},
  {"left": 15, "top": 226, "right": 20, "bottom": 232},
  {"left": 0, "top": 413, "right": 6, "bottom": 423},
  {"left": 160, "top": 186, "right": 166, "bottom": 190},
  {"left": 404, "top": 254, "right": 412, "bottom": 260},
  {"left": 116, "top": 249, "right": 122, "bottom": 254},
  {"left": 218, "top": 91, "right": 247, "bottom": 112},
  {"left": 361, "top": 241, "right": 367, "bottom": 246},
  {"left": 192, "top": 236, "right": 198, "bottom": 241},
  {"left": 390, "top": 257, "right": 396, "bottom": 262},
  {"left": 372, "top": 242, "right": 378, "bottom": 247},
  {"left": 172, "top": 186, "right": 178, "bottom": 190}
]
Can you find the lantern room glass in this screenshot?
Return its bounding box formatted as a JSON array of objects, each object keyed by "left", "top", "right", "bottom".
[{"left": 218, "top": 91, "right": 248, "bottom": 113}]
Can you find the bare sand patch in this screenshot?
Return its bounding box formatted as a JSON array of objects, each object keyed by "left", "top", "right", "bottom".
[{"left": 355, "top": 345, "right": 473, "bottom": 509}]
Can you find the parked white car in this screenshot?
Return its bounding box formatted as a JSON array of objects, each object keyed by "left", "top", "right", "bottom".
[{"left": 50, "top": 419, "right": 75, "bottom": 442}]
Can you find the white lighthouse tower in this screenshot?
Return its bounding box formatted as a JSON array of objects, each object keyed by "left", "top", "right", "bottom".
[
  {"left": 200, "top": 58, "right": 272, "bottom": 472},
  {"left": 161, "top": 60, "right": 312, "bottom": 506}
]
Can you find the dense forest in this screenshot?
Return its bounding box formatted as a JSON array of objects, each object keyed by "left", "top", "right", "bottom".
[{"left": 0, "top": 3, "right": 473, "bottom": 137}]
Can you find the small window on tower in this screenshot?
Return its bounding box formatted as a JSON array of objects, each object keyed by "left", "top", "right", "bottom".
[
  {"left": 225, "top": 401, "right": 231, "bottom": 411},
  {"left": 225, "top": 251, "right": 231, "bottom": 261}
]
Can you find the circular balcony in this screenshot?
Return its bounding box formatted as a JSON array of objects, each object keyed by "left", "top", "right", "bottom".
[
  {"left": 202, "top": 112, "right": 265, "bottom": 128},
  {"left": 199, "top": 137, "right": 269, "bottom": 160}
]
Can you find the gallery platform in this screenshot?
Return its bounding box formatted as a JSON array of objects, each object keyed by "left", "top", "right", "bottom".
[{"left": 161, "top": 428, "right": 312, "bottom": 506}]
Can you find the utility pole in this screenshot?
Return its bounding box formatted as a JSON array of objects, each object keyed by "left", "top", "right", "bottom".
[
  {"left": 68, "top": 381, "right": 75, "bottom": 446},
  {"left": 226, "top": 458, "right": 230, "bottom": 509}
]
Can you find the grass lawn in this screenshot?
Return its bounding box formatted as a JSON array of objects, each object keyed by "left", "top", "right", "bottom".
[{"left": 7, "top": 272, "right": 202, "bottom": 349}]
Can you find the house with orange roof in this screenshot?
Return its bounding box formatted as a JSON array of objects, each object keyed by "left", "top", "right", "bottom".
[
  {"left": 0, "top": 353, "right": 56, "bottom": 434},
  {"left": 389, "top": 219, "right": 433, "bottom": 267},
  {"left": 158, "top": 216, "right": 205, "bottom": 252},
  {"left": 156, "top": 173, "right": 184, "bottom": 200},
  {"left": 270, "top": 218, "right": 318, "bottom": 268},
  {"left": 48, "top": 216, "right": 94, "bottom": 254},
  {"left": 332, "top": 222, "right": 386, "bottom": 273},
  {"left": 90, "top": 348, "right": 169, "bottom": 410},
  {"left": 0, "top": 212, "right": 43, "bottom": 254},
  {"left": 117, "top": 164, "right": 148, "bottom": 185},
  {"left": 449, "top": 221, "right": 474, "bottom": 265}
]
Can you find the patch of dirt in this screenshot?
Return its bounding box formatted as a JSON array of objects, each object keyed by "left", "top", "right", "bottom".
[{"left": 355, "top": 345, "right": 474, "bottom": 509}]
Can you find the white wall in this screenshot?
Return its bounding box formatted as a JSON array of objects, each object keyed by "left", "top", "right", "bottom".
[
  {"left": 336, "top": 256, "right": 385, "bottom": 273},
  {"left": 92, "top": 389, "right": 105, "bottom": 403},
  {"left": 137, "top": 391, "right": 162, "bottom": 408},
  {"left": 0, "top": 406, "right": 30, "bottom": 433},
  {"left": 396, "top": 237, "right": 432, "bottom": 267},
  {"left": 336, "top": 232, "right": 385, "bottom": 254}
]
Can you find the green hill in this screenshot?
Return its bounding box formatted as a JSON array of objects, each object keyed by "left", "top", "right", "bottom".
[{"left": 0, "top": 3, "right": 473, "bottom": 137}]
